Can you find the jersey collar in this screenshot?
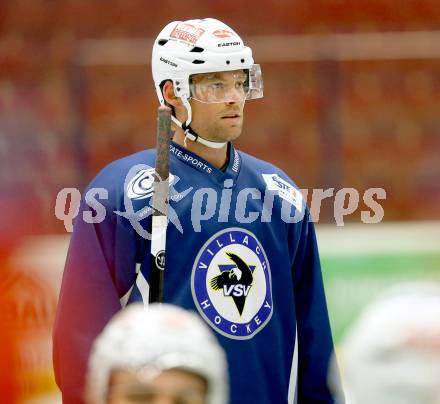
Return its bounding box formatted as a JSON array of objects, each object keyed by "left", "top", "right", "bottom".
[{"left": 169, "top": 141, "right": 241, "bottom": 183}]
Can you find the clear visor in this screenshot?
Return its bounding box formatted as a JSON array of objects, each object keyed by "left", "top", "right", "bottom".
[{"left": 189, "top": 64, "right": 263, "bottom": 104}]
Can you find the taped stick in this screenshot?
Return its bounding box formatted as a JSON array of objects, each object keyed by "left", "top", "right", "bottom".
[{"left": 149, "top": 105, "right": 172, "bottom": 303}]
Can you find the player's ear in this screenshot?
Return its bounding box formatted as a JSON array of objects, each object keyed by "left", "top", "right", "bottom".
[{"left": 162, "top": 81, "right": 182, "bottom": 108}]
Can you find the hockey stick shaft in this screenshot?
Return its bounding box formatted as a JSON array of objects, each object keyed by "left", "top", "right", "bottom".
[{"left": 149, "top": 105, "right": 172, "bottom": 303}]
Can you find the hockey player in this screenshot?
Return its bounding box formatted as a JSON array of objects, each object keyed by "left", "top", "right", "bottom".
[
  {"left": 54, "top": 18, "right": 343, "bottom": 404},
  {"left": 85, "top": 303, "right": 228, "bottom": 404}
]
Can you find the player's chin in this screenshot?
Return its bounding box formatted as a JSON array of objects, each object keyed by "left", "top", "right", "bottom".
[
  {"left": 222, "top": 122, "right": 243, "bottom": 139},
  {"left": 222, "top": 127, "right": 242, "bottom": 142}
]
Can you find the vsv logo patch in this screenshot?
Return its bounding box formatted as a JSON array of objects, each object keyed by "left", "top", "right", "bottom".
[
  {"left": 191, "top": 228, "right": 273, "bottom": 339},
  {"left": 209, "top": 252, "right": 255, "bottom": 316}
]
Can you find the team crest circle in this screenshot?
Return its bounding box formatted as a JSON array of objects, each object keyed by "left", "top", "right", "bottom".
[{"left": 191, "top": 228, "right": 273, "bottom": 339}]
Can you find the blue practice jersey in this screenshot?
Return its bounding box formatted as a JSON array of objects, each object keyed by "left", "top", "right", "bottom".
[{"left": 53, "top": 141, "right": 342, "bottom": 403}]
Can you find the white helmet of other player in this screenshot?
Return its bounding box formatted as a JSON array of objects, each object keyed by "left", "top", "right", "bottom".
[
  {"left": 151, "top": 18, "right": 263, "bottom": 149},
  {"left": 342, "top": 282, "right": 440, "bottom": 404},
  {"left": 85, "top": 303, "right": 228, "bottom": 404}
]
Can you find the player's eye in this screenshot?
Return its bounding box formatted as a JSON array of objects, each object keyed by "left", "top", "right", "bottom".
[{"left": 209, "top": 82, "right": 224, "bottom": 90}]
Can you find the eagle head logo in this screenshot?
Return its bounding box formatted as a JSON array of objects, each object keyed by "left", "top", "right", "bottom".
[{"left": 210, "top": 252, "right": 255, "bottom": 316}]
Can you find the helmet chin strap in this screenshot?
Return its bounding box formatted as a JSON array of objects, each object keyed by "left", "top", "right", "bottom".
[{"left": 171, "top": 98, "right": 227, "bottom": 150}]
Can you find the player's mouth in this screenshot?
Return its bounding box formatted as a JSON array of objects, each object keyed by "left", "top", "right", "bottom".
[{"left": 221, "top": 113, "right": 241, "bottom": 120}]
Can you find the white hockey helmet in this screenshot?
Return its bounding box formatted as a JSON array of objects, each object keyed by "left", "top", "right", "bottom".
[
  {"left": 151, "top": 18, "right": 263, "bottom": 148},
  {"left": 342, "top": 282, "right": 440, "bottom": 404},
  {"left": 85, "top": 303, "right": 228, "bottom": 404}
]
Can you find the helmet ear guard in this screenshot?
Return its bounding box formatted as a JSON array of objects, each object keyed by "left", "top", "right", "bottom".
[{"left": 172, "top": 78, "right": 191, "bottom": 100}]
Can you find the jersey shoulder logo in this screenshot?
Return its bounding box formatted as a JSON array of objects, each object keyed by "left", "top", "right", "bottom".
[
  {"left": 262, "top": 173, "right": 303, "bottom": 212},
  {"left": 126, "top": 168, "right": 175, "bottom": 200},
  {"left": 191, "top": 228, "right": 273, "bottom": 339}
]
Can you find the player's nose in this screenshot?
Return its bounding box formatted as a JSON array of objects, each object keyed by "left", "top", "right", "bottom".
[{"left": 225, "top": 86, "right": 245, "bottom": 104}]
